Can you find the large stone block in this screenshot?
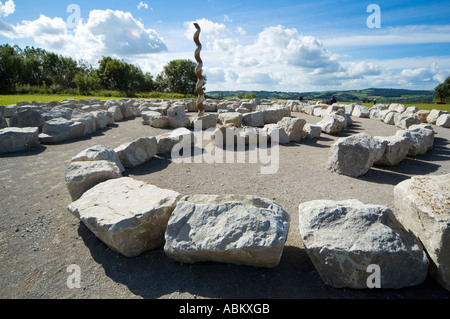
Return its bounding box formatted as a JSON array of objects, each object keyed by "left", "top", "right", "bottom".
[
  {"left": 395, "top": 124, "right": 434, "bottom": 156},
  {"left": 0, "top": 127, "right": 39, "bottom": 154},
  {"left": 394, "top": 174, "right": 450, "bottom": 291},
  {"left": 299, "top": 199, "right": 429, "bottom": 289},
  {"left": 65, "top": 160, "right": 122, "bottom": 201},
  {"left": 38, "top": 118, "right": 85, "bottom": 144},
  {"left": 115, "top": 137, "right": 157, "bottom": 168},
  {"left": 277, "top": 117, "right": 306, "bottom": 142},
  {"left": 71, "top": 144, "right": 125, "bottom": 173},
  {"left": 374, "top": 135, "right": 413, "bottom": 166},
  {"left": 327, "top": 133, "right": 386, "bottom": 177},
  {"left": 164, "top": 194, "right": 290, "bottom": 268},
  {"left": 68, "top": 177, "right": 181, "bottom": 257}
]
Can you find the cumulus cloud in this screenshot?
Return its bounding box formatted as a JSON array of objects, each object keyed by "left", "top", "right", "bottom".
[
  {"left": 184, "top": 18, "right": 229, "bottom": 40},
  {"left": 0, "top": 0, "right": 15, "bottom": 18},
  {"left": 0, "top": 9, "right": 167, "bottom": 63},
  {"left": 137, "top": 2, "right": 150, "bottom": 10}
]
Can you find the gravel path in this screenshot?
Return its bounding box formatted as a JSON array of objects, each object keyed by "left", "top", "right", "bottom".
[{"left": 1, "top": 112, "right": 449, "bottom": 299}]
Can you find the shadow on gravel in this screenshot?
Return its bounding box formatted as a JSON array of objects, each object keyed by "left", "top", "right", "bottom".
[
  {"left": 0, "top": 144, "right": 47, "bottom": 158},
  {"left": 124, "top": 156, "right": 172, "bottom": 176},
  {"left": 77, "top": 222, "right": 450, "bottom": 299}
]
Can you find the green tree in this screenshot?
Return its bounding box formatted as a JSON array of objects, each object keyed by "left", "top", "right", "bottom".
[
  {"left": 0, "top": 44, "right": 24, "bottom": 93},
  {"left": 159, "top": 59, "right": 205, "bottom": 95},
  {"left": 97, "top": 57, "right": 150, "bottom": 93},
  {"left": 434, "top": 76, "right": 450, "bottom": 103}
]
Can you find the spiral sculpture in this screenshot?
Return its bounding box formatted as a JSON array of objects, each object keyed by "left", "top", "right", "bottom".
[{"left": 193, "top": 23, "right": 205, "bottom": 116}]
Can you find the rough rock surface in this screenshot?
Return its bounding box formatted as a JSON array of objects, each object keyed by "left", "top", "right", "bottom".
[
  {"left": 0, "top": 127, "right": 39, "bottom": 154},
  {"left": 38, "top": 118, "right": 85, "bottom": 144},
  {"left": 115, "top": 137, "right": 157, "bottom": 168},
  {"left": 71, "top": 144, "right": 125, "bottom": 173},
  {"left": 374, "top": 135, "right": 413, "bottom": 166},
  {"left": 394, "top": 174, "right": 450, "bottom": 291},
  {"left": 68, "top": 177, "right": 181, "bottom": 257},
  {"left": 65, "top": 160, "right": 122, "bottom": 201},
  {"left": 298, "top": 199, "right": 429, "bottom": 289},
  {"left": 277, "top": 117, "right": 306, "bottom": 142},
  {"left": 327, "top": 133, "right": 386, "bottom": 177},
  {"left": 164, "top": 194, "right": 290, "bottom": 268},
  {"left": 156, "top": 128, "right": 194, "bottom": 155},
  {"left": 395, "top": 124, "right": 434, "bottom": 156}
]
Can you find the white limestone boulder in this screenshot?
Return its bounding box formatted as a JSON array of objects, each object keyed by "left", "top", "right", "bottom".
[
  {"left": 395, "top": 124, "right": 434, "bottom": 156},
  {"left": 164, "top": 194, "right": 290, "bottom": 268},
  {"left": 65, "top": 160, "right": 122, "bottom": 201},
  {"left": 39, "top": 118, "right": 85, "bottom": 144},
  {"left": 374, "top": 135, "right": 413, "bottom": 166},
  {"left": 9, "top": 109, "right": 44, "bottom": 129},
  {"left": 167, "top": 105, "right": 190, "bottom": 128},
  {"left": 68, "top": 177, "right": 181, "bottom": 257},
  {"left": 142, "top": 111, "right": 168, "bottom": 128},
  {"left": 115, "top": 136, "right": 157, "bottom": 168},
  {"left": 218, "top": 112, "right": 243, "bottom": 128},
  {"left": 156, "top": 128, "right": 194, "bottom": 155},
  {"left": 277, "top": 117, "right": 306, "bottom": 142},
  {"left": 262, "top": 124, "right": 290, "bottom": 144},
  {"left": 302, "top": 123, "right": 322, "bottom": 140},
  {"left": 351, "top": 104, "right": 370, "bottom": 118},
  {"left": 436, "top": 114, "right": 450, "bottom": 128},
  {"left": 191, "top": 113, "right": 218, "bottom": 130},
  {"left": 242, "top": 111, "right": 265, "bottom": 128},
  {"left": 71, "top": 144, "right": 125, "bottom": 173},
  {"left": 316, "top": 115, "right": 346, "bottom": 135},
  {"left": 394, "top": 174, "right": 450, "bottom": 291},
  {"left": 0, "top": 127, "right": 39, "bottom": 154},
  {"left": 427, "top": 109, "right": 449, "bottom": 124},
  {"left": 327, "top": 133, "right": 386, "bottom": 177},
  {"left": 298, "top": 199, "right": 429, "bottom": 289}
]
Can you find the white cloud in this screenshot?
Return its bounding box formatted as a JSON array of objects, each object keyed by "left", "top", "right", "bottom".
[
  {"left": 0, "top": 9, "right": 167, "bottom": 64},
  {"left": 184, "top": 18, "right": 229, "bottom": 40},
  {"left": 0, "top": 0, "right": 15, "bottom": 18},
  {"left": 223, "top": 14, "right": 232, "bottom": 23},
  {"left": 137, "top": 1, "right": 151, "bottom": 10},
  {"left": 236, "top": 26, "right": 246, "bottom": 36}
]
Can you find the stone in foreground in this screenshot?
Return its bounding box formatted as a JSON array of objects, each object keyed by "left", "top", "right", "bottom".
[
  {"left": 65, "top": 160, "right": 122, "bottom": 201},
  {"left": 298, "top": 199, "right": 428, "bottom": 289},
  {"left": 164, "top": 194, "right": 290, "bottom": 268},
  {"left": 394, "top": 174, "right": 450, "bottom": 291},
  {"left": 327, "top": 133, "right": 386, "bottom": 177},
  {"left": 68, "top": 177, "right": 181, "bottom": 257}
]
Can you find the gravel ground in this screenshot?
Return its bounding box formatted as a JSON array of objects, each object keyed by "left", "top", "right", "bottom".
[{"left": 1, "top": 112, "right": 449, "bottom": 300}]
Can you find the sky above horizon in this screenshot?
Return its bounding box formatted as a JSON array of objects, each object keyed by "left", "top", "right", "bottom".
[{"left": 1, "top": 0, "right": 450, "bottom": 93}]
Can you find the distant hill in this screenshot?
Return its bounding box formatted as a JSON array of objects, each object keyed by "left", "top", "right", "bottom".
[{"left": 206, "top": 88, "right": 434, "bottom": 103}]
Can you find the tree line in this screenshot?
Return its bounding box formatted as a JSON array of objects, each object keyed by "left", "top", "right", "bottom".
[{"left": 0, "top": 44, "right": 204, "bottom": 96}]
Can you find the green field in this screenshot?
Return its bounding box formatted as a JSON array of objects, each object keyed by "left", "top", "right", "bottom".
[
  {"left": 0, "top": 92, "right": 195, "bottom": 106},
  {"left": 1, "top": 94, "right": 449, "bottom": 112}
]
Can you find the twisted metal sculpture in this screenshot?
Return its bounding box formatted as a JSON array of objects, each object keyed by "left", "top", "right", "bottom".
[{"left": 193, "top": 23, "right": 205, "bottom": 116}]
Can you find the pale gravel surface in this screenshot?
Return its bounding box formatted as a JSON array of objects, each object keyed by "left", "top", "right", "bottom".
[{"left": 1, "top": 111, "right": 449, "bottom": 299}]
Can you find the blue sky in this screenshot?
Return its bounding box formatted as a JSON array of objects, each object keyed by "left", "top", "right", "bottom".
[{"left": 1, "top": 0, "right": 450, "bottom": 92}]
